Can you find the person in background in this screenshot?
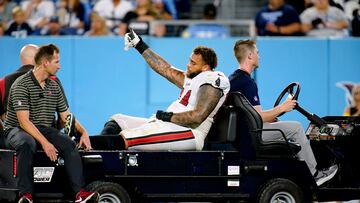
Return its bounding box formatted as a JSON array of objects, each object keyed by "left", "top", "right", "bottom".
[
  {"left": 182, "top": 3, "right": 230, "bottom": 38},
  {"left": 153, "top": 0, "right": 172, "bottom": 20},
  {"left": 93, "top": 0, "right": 134, "bottom": 32},
  {"left": 0, "top": 0, "right": 17, "bottom": 29},
  {"left": 1, "top": 44, "right": 38, "bottom": 144},
  {"left": 57, "top": 0, "right": 85, "bottom": 35},
  {"left": 344, "top": 84, "right": 360, "bottom": 116},
  {"left": 21, "top": 0, "right": 55, "bottom": 34},
  {"left": 1, "top": 44, "right": 39, "bottom": 124},
  {"left": 0, "top": 21, "right": 5, "bottom": 36},
  {"left": 118, "top": 0, "right": 158, "bottom": 36},
  {"left": 84, "top": 11, "right": 111, "bottom": 36},
  {"left": 173, "top": 0, "right": 190, "bottom": 19},
  {"left": 352, "top": 5, "right": 360, "bottom": 36},
  {"left": 285, "top": 0, "right": 311, "bottom": 14},
  {"left": 5, "top": 6, "right": 33, "bottom": 37},
  {"left": 255, "top": 0, "right": 302, "bottom": 36},
  {"left": 342, "top": 0, "right": 360, "bottom": 36},
  {"left": 40, "top": 16, "right": 67, "bottom": 35},
  {"left": 300, "top": 0, "right": 349, "bottom": 36},
  {"left": 158, "top": 0, "right": 177, "bottom": 19},
  {"left": 344, "top": 0, "right": 359, "bottom": 20},
  {"left": 152, "top": 0, "right": 172, "bottom": 36}
]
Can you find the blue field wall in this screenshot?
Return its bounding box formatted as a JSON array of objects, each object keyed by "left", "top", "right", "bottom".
[
  {"left": 257, "top": 38, "right": 330, "bottom": 128},
  {"left": 328, "top": 39, "right": 360, "bottom": 116},
  {"left": 0, "top": 37, "right": 359, "bottom": 135}
]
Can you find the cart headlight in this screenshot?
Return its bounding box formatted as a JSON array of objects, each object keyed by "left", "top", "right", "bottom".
[{"left": 127, "top": 154, "right": 138, "bottom": 167}]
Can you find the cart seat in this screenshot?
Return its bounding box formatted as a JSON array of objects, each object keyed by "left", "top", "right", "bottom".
[{"left": 206, "top": 92, "right": 301, "bottom": 159}]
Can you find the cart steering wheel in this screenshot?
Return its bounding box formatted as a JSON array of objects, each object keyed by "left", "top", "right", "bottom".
[{"left": 273, "top": 82, "right": 300, "bottom": 117}]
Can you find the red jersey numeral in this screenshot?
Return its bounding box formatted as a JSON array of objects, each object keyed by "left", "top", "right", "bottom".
[{"left": 179, "top": 90, "right": 191, "bottom": 106}]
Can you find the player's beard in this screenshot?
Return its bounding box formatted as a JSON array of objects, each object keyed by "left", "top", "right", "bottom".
[{"left": 186, "top": 70, "right": 202, "bottom": 79}]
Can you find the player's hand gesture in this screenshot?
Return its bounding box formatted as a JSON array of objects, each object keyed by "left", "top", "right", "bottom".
[{"left": 124, "top": 28, "right": 140, "bottom": 51}]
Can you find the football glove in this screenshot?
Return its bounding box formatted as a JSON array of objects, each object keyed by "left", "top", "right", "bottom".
[
  {"left": 124, "top": 28, "right": 149, "bottom": 54},
  {"left": 156, "top": 110, "right": 173, "bottom": 122}
]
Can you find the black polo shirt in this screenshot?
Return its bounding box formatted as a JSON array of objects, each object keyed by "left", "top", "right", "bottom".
[
  {"left": 0, "top": 65, "right": 33, "bottom": 116},
  {"left": 229, "top": 69, "right": 261, "bottom": 106}
]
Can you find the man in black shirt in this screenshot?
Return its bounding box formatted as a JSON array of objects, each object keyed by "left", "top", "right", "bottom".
[
  {"left": 229, "top": 39, "right": 338, "bottom": 186},
  {"left": 1, "top": 44, "right": 38, "bottom": 121},
  {"left": 1, "top": 44, "right": 39, "bottom": 146}
]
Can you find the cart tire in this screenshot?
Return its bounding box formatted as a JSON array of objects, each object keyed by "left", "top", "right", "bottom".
[
  {"left": 86, "top": 181, "right": 131, "bottom": 203},
  {"left": 257, "top": 178, "right": 305, "bottom": 203}
]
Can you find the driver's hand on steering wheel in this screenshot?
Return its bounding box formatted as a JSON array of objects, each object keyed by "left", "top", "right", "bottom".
[
  {"left": 280, "top": 99, "right": 297, "bottom": 113},
  {"left": 287, "top": 93, "right": 294, "bottom": 100}
]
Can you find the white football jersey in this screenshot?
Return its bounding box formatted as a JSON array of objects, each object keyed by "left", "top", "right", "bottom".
[{"left": 166, "top": 70, "right": 230, "bottom": 148}]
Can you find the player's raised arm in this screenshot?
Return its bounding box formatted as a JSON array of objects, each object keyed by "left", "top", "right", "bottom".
[{"left": 124, "top": 29, "right": 185, "bottom": 88}]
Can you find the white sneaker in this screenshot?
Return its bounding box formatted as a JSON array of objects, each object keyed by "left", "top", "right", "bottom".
[{"left": 315, "top": 164, "right": 338, "bottom": 186}]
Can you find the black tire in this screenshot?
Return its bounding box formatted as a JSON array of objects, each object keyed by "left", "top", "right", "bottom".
[
  {"left": 86, "top": 181, "right": 131, "bottom": 203},
  {"left": 256, "top": 178, "right": 304, "bottom": 203}
]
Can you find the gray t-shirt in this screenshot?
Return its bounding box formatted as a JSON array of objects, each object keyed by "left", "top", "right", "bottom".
[{"left": 300, "top": 6, "right": 349, "bottom": 37}]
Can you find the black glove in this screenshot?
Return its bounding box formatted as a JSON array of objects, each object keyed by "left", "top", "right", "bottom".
[
  {"left": 156, "top": 110, "right": 173, "bottom": 122},
  {"left": 311, "top": 18, "right": 324, "bottom": 28}
]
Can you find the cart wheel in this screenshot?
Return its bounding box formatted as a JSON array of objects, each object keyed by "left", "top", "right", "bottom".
[
  {"left": 257, "top": 178, "right": 305, "bottom": 203},
  {"left": 86, "top": 181, "right": 131, "bottom": 203}
]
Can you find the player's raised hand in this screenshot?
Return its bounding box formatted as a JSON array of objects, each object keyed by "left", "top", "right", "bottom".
[
  {"left": 124, "top": 28, "right": 149, "bottom": 54},
  {"left": 124, "top": 28, "right": 140, "bottom": 51}
]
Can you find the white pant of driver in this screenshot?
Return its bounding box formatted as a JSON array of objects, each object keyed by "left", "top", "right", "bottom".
[
  {"left": 262, "top": 121, "right": 318, "bottom": 175},
  {"left": 110, "top": 114, "right": 197, "bottom": 151}
]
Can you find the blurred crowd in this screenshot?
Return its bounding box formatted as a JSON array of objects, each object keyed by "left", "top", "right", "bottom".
[
  {"left": 0, "top": 0, "right": 179, "bottom": 37},
  {"left": 0, "top": 0, "right": 359, "bottom": 38},
  {"left": 256, "top": 0, "right": 359, "bottom": 37}
]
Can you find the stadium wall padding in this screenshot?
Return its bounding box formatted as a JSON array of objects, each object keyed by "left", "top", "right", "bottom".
[{"left": 0, "top": 37, "right": 359, "bottom": 134}]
